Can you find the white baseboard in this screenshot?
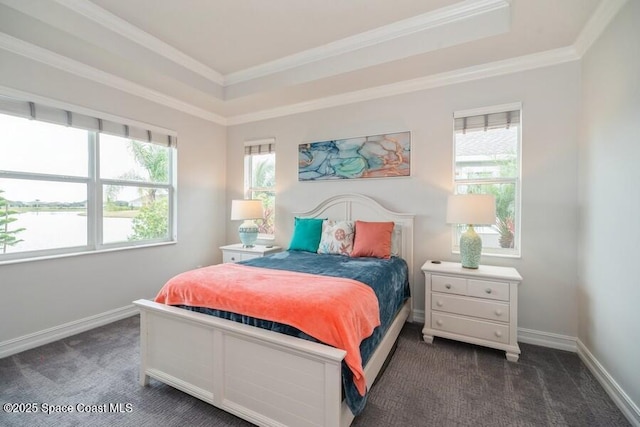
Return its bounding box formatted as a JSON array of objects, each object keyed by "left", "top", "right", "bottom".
[
  {"left": 517, "top": 329, "right": 639, "bottom": 426},
  {"left": 577, "top": 339, "right": 640, "bottom": 427},
  {"left": 410, "top": 309, "right": 425, "bottom": 324},
  {"left": 413, "top": 317, "right": 577, "bottom": 351},
  {"left": 517, "top": 327, "right": 578, "bottom": 352},
  {"left": 0, "top": 304, "right": 139, "bottom": 359}
]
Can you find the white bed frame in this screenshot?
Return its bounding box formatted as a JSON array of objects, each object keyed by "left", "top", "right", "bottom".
[{"left": 134, "top": 194, "right": 415, "bottom": 427}]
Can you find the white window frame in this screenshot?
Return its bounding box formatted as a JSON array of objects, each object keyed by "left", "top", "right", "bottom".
[
  {"left": 0, "top": 99, "right": 177, "bottom": 264},
  {"left": 452, "top": 102, "right": 522, "bottom": 258},
  {"left": 96, "top": 134, "right": 177, "bottom": 250},
  {"left": 244, "top": 138, "right": 276, "bottom": 241}
]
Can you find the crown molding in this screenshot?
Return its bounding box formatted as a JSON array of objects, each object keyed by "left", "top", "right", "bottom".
[
  {"left": 224, "top": 0, "right": 510, "bottom": 85},
  {"left": 0, "top": 28, "right": 581, "bottom": 128},
  {"left": 227, "top": 46, "right": 580, "bottom": 126},
  {"left": 574, "top": 0, "right": 628, "bottom": 57},
  {"left": 53, "top": 0, "right": 225, "bottom": 86},
  {"left": 0, "top": 32, "right": 227, "bottom": 125},
  {"left": 1, "top": 0, "right": 617, "bottom": 129},
  {"left": 22, "top": 0, "right": 510, "bottom": 90}
]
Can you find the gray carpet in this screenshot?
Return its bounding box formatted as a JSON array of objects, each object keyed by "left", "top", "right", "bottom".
[{"left": 0, "top": 316, "right": 629, "bottom": 427}]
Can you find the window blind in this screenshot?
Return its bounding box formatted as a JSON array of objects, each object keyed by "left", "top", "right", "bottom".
[
  {"left": 0, "top": 95, "right": 177, "bottom": 147},
  {"left": 454, "top": 110, "right": 520, "bottom": 133},
  {"left": 244, "top": 138, "right": 275, "bottom": 155}
]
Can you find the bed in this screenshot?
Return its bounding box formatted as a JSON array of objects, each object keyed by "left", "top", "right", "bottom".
[{"left": 133, "top": 193, "right": 415, "bottom": 427}]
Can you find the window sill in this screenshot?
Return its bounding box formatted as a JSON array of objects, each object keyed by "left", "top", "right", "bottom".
[
  {"left": 0, "top": 240, "right": 176, "bottom": 266},
  {"left": 451, "top": 249, "right": 521, "bottom": 259}
]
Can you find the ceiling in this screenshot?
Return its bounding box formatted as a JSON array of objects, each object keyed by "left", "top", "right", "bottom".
[{"left": 0, "top": 0, "right": 620, "bottom": 125}]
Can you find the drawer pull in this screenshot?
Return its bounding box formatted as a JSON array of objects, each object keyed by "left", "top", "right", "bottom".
[
  {"left": 436, "top": 319, "right": 443, "bottom": 326},
  {"left": 495, "top": 309, "right": 503, "bottom": 317},
  {"left": 445, "top": 284, "right": 452, "bottom": 289},
  {"left": 494, "top": 331, "right": 503, "bottom": 338},
  {"left": 485, "top": 288, "right": 492, "bottom": 294},
  {"left": 436, "top": 300, "right": 443, "bottom": 307},
  {"left": 231, "top": 257, "right": 236, "bottom": 261}
]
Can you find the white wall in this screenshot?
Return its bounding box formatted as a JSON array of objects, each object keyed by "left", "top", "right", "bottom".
[
  {"left": 579, "top": 0, "right": 640, "bottom": 414},
  {"left": 0, "top": 50, "right": 227, "bottom": 344},
  {"left": 227, "top": 61, "right": 581, "bottom": 337},
  {"left": 2, "top": 6, "right": 635, "bottom": 416}
]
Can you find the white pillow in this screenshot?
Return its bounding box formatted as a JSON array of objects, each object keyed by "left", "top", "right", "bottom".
[{"left": 317, "top": 220, "right": 355, "bottom": 256}]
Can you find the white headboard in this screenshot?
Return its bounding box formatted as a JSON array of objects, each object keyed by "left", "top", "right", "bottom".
[{"left": 295, "top": 193, "right": 415, "bottom": 314}]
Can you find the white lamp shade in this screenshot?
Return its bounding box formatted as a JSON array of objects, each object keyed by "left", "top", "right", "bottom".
[
  {"left": 446, "top": 194, "right": 496, "bottom": 225},
  {"left": 230, "top": 199, "right": 264, "bottom": 220}
]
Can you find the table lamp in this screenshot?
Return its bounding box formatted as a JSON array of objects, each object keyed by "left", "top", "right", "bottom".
[
  {"left": 446, "top": 194, "right": 496, "bottom": 269},
  {"left": 231, "top": 199, "right": 264, "bottom": 247}
]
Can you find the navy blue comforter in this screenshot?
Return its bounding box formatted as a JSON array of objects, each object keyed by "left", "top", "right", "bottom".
[{"left": 179, "top": 250, "right": 410, "bottom": 415}]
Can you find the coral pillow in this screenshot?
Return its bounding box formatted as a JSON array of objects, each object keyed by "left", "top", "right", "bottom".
[
  {"left": 351, "top": 220, "right": 395, "bottom": 259},
  {"left": 317, "top": 220, "right": 355, "bottom": 255}
]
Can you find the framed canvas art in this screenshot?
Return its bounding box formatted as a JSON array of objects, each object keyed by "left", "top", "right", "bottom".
[{"left": 298, "top": 131, "right": 410, "bottom": 181}]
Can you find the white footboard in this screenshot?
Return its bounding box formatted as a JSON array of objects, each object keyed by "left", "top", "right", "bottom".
[{"left": 134, "top": 299, "right": 410, "bottom": 427}]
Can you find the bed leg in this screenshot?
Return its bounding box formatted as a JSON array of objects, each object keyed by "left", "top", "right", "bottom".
[
  {"left": 139, "top": 371, "right": 150, "bottom": 386},
  {"left": 138, "top": 309, "right": 149, "bottom": 386}
]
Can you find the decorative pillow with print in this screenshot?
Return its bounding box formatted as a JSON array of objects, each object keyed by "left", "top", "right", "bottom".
[{"left": 317, "top": 220, "right": 355, "bottom": 256}]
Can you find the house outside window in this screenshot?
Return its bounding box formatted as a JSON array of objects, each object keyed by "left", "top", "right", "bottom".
[
  {"left": 453, "top": 103, "right": 521, "bottom": 257},
  {"left": 244, "top": 139, "right": 275, "bottom": 239},
  {"left": 0, "top": 96, "right": 177, "bottom": 262}
]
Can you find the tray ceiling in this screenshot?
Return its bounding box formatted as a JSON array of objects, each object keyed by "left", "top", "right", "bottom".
[{"left": 0, "top": 0, "right": 618, "bottom": 124}]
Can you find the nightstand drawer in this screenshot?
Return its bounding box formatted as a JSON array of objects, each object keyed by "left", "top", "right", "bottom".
[
  {"left": 432, "top": 293, "right": 509, "bottom": 322},
  {"left": 432, "top": 313, "right": 510, "bottom": 344},
  {"left": 432, "top": 275, "right": 467, "bottom": 295},
  {"left": 221, "top": 244, "right": 282, "bottom": 264},
  {"left": 223, "top": 252, "right": 259, "bottom": 263},
  {"left": 223, "top": 252, "right": 239, "bottom": 263},
  {"left": 467, "top": 279, "right": 509, "bottom": 301}
]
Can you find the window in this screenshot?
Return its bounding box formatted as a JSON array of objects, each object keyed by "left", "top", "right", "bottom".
[
  {"left": 244, "top": 139, "right": 275, "bottom": 239},
  {"left": 0, "top": 96, "right": 176, "bottom": 262},
  {"left": 453, "top": 103, "right": 521, "bottom": 257}
]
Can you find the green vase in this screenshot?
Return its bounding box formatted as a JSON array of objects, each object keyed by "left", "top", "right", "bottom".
[{"left": 460, "top": 225, "right": 482, "bottom": 269}]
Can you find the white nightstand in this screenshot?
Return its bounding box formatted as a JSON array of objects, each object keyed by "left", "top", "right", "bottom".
[
  {"left": 220, "top": 244, "right": 282, "bottom": 263},
  {"left": 422, "top": 261, "right": 522, "bottom": 362}
]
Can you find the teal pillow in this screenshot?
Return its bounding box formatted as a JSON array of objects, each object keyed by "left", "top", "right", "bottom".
[{"left": 288, "top": 217, "right": 324, "bottom": 252}]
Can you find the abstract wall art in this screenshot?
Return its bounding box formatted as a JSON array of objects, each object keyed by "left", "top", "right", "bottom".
[{"left": 298, "top": 131, "right": 411, "bottom": 181}]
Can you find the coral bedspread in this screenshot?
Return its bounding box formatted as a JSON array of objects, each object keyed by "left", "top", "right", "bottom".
[{"left": 154, "top": 262, "right": 381, "bottom": 396}]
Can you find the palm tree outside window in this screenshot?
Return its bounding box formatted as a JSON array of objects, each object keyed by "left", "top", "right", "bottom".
[{"left": 244, "top": 139, "right": 275, "bottom": 239}]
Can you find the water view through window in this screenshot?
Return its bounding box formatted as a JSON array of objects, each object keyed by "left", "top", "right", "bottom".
[{"left": 0, "top": 111, "right": 174, "bottom": 259}]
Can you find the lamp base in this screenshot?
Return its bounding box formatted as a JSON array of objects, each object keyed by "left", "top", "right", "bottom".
[
  {"left": 460, "top": 224, "right": 482, "bottom": 269},
  {"left": 238, "top": 220, "right": 259, "bottom": 248}
]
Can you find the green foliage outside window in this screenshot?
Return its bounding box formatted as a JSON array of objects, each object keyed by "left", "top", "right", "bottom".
[
  {"left": 130, "top": 197, "right": 168, "bottom": 240},
  {"left": 125, "top": 141, "right": 170, "bottom": 241},
  {"left": 0, "top": 189, "right": 25, "bottom": 253},
  {"left": 249, "top": 154, "right": 275, "bottom": 236},
  {"left": 462, "top": 155, "right": 517, "bottom": 249}
]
